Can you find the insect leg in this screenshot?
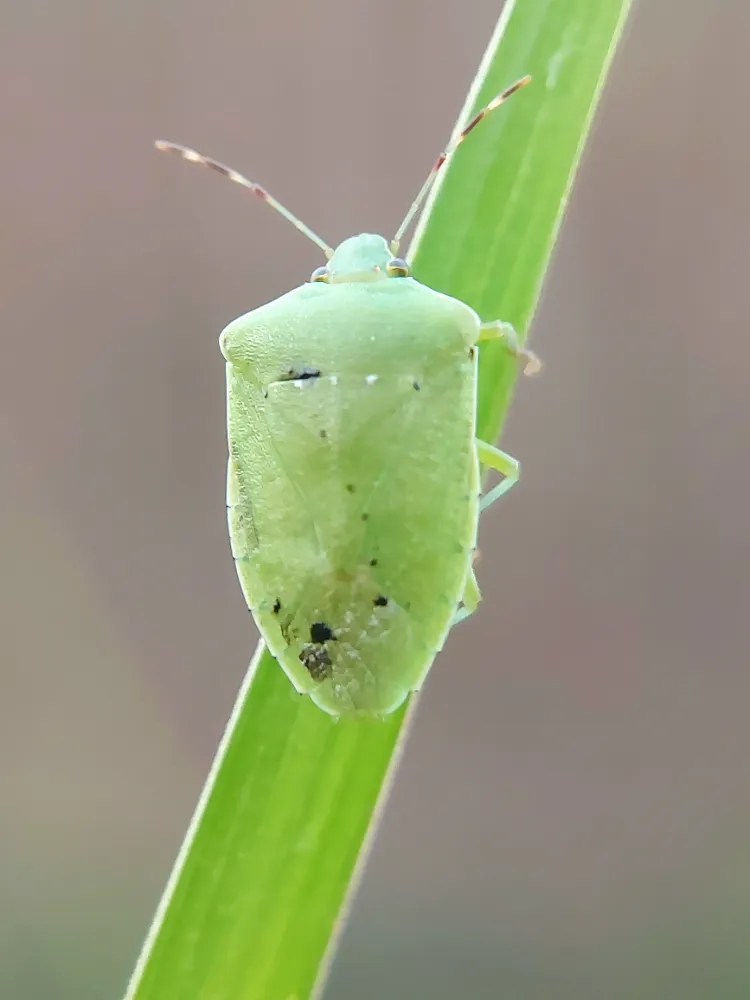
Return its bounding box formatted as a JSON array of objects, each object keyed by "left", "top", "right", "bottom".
[
  {"left": 476, "top": 440, "right": 520, "bottom": 512},
  {"left": 454, "top": 443, "right": 519, "bottom": 626},
  {"left": 478, "top": 320, "right": 541, "bottom": 375},
  {"left": 453, "top": 566, "right": 481, "bottom": 626},
  {"left": 453, "top": 439, "right": 519, "bottom": 626}
]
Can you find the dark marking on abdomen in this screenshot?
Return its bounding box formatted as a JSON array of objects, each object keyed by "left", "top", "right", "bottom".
[
  {"left": 299, "top": 645, "right": 332, "bottom": 681},
  {"left": 278, "top": 365, "right": 322, "bottom": 381},
  {"left": 310, "top": 621, "right": 335, "bottom": 643}
]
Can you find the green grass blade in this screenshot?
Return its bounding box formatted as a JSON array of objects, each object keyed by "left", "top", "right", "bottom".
[
  {"left": 410, "top": 0, "right": 632, "bottom": 442},
  {"left": 124, "top": 3, "right": 632, "bottom": 999}
]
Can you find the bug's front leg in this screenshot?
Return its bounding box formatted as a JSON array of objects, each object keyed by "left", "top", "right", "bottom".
[{"left": 478, "top": 320, "right": 541, "bottom": 376}]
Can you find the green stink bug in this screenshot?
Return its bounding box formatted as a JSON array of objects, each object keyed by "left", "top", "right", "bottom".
[{"left": 156, "top": 76, "right": 539, "bottom": 717}]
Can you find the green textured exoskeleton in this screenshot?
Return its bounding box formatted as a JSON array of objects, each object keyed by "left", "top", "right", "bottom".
[{"left": 156, "top": 76, "right": 538, "bottom": 717}]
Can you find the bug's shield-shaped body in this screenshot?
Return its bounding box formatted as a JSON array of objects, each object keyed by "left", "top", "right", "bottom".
[{"left": 221, "top": 234, "right": 480, "bottom": 717}]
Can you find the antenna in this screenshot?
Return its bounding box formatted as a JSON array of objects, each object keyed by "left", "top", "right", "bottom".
[
  {"left": 154, "top": 140, "right": 334, "bottom": 258},
  {"left": 391, "top": 75, "right": 532, "bottom": 255}
]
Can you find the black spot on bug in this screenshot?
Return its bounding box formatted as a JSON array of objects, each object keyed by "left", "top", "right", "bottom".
[
  {"left": 412, "top": 381, "right": 421, "bottom": 391},
  {"left": 469, "top": 346, "right": 476, "bottom": 360},
  {"left": 272, "top": 599, "right": 281, "bottom": 614},
  {"left": 373, "top": 595, "right": 388, "bottom": 607},
  {"left": 299, "top": 644, "right": 332, "bottom": 681},
  {"left": 309, "top": 621, "right": 334, "bottom": 644},
  {"left": 369, "top": 558, "right": 378, "bottom": 567},
  {"left": 346, "top": 483, "right": 356, "bottom": 494},
  {"left": 319, "top": 429, "right": 328, "bottom": 439},
  {"left": 301, "top": 620, "right": 335, "bottom": 680},
  {"left": 280, "top": 365, "right": 322, "bottom": 381},
  {"left": 361, "top": 513, "right": 369, "bottom": 522}
]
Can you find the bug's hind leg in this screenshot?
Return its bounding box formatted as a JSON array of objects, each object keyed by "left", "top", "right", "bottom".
[
  {"left": 452, "top": 565, "right": 481, "bottom": 626},
  {"left": 478, "top": 320, "right": 541, "bottom": 375},
  {"left": 477, "top": 439, "right": 520, "bottom": 512}
]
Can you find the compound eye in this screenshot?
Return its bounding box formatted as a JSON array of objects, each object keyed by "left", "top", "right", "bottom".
[
  {"left": 386, "top": 257, "right": 410, "bottom": 278},
  {"left": 310, "top": 265, "right": 330, "bottom": 283}
]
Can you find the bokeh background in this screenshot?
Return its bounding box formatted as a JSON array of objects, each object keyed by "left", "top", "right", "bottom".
[{"left": 2, "top": 2, "right": 749, "bottom": 998}]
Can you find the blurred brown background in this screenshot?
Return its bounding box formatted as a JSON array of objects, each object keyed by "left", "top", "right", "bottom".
[{"left": 2, "top": 2, "right": 749, "bottom": 998}]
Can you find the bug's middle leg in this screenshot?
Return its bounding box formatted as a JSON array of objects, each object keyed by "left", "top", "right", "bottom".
[
  {"left": 453, "top": 565, "right": 481, "bottom": 626},
  {"left": 452, "top": 325, "right": 537, "bottom": 627},
  {"left": 476, "top": 439, "right": 520, "bottom": 512},
  {"left": 453, "top": 440, "right": 520, "bottom": 626}
]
